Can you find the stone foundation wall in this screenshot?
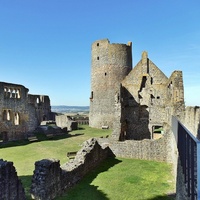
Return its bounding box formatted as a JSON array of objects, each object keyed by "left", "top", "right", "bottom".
[
  {"left": 0, "top": 159, "right": 26, "bottom": 200},
  {"left": 30, "top": 138, "right": 113, "bottom": 200}
]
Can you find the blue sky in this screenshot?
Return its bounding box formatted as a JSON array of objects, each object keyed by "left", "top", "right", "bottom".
[{"left": 0, "top": 1, "right": 199, "bottom": 106}]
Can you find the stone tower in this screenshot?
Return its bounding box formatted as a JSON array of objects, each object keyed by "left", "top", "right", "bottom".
[{"left": 89, "top": 39, "right": 132, "bottom": 128}]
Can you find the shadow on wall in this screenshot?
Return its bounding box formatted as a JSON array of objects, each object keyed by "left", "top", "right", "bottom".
[
  {"left": 120, "top": 87, "right": 151, "bottom": 140},
  {"left": 57, "top": 157, "right": 122, "bottom": 200}
]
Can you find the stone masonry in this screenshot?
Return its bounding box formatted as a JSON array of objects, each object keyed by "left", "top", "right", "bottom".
[
  {"left": 0, "top": 81, "right": 52, "bottom": 142},
  {"left": 89, "top": 39, "right": 185, "bottom": 140},
  {"left": 30, "top": 138, "right": 113, "bottom": 200},
  {"left": 89, "top": 39, "right": 132, "bottom": 129},
  {"left": 0, "top": 159, "right": 26, "bottom": 200}
]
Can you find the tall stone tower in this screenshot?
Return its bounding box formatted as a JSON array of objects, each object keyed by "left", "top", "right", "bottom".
[{"left": 89, "top": 39, "right": 132, "bottom": 128}]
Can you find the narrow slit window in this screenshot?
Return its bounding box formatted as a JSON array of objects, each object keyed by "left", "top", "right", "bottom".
[
  {"left": 7, "top": 110, "right": 11, "bottom": 121},
  {"left": 14, "top": 113, "right": 20, "bottom": 125}
]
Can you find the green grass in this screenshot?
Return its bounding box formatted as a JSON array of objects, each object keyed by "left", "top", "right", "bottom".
[
  {"left": 0, "top": 125, "right": 174, "bottom": 200},
  {"left": 57, "top": 157, "right": 175, "bottom": 200}
]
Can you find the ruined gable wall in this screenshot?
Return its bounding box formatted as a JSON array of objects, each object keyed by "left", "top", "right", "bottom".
[
  {"left": 89, "top": 39, "right": 132, "bottom": 129},
  {"left": 121, "top": 52, "right": 171, "bottom": 139}
]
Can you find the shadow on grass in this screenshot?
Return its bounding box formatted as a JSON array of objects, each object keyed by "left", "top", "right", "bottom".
[
  {"left": 0, "top": 140, "right": 30, "bottom": 149},
  {"left": 56, "top": 157, "right": 122, "bottom": 200},
  {"left": 77, "top": 127, "right": 85, "bottom": 130},
  {"left": 19, "top": 157, "right": 122, "bottom": 200},
  {"left": 147, "top": 193, "right": 176, "bottom": 200},
  {"left": 19, "top": 175, "right": 32, "bottom": 200},
  {"left": 0, "top": 132, "right": 84, "bottom": 149}
]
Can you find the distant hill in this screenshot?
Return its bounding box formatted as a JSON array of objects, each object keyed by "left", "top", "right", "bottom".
[{"left": 51, "top": 105, "right": 89, "bottom": 113}]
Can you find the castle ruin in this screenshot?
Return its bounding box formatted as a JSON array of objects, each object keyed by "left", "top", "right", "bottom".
[
  {"left": 89, "top": 39, "right": 185, "bottom": 140},
  {"left": 0, "top": 81, "right": 52, "bottom": 142}
]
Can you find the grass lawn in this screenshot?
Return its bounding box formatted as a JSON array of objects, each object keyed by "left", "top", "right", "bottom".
[
  {"left": 0, "top": 125, "right": 175, "bottom": 200},
  {"left": 58, "top": 157, "right": 175, "bottom": 200}
]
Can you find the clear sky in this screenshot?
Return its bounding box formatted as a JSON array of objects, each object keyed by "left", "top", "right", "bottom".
[{"left": 0, "top": 0, "right": 199, "bottom": 106}]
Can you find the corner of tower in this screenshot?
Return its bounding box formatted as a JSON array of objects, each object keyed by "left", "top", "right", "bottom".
[{"left": 127, "top": 41, "right": 132, "bottom": 47}]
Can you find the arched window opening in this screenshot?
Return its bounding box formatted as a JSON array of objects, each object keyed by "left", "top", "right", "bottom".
[
  {"left": 8, "top": 89, "right": 11, "bottom": 98},
  {"left": 14, "top": 113, "right": 20, "bottom": 125},
  {"left": 7, "top": 110, "right": 11, "bottom": 121},
  {"left": 11, "top": 89, "right": 16, "bottom": 98},
  {"left": 16, "top": 89, "right": 21, "bottom": 98},
  {"left": 36, "top": 98, "right": 40, "bottom": 104},
  {"left": 4, "top": 87, "right": 7, "bottom": 97}
]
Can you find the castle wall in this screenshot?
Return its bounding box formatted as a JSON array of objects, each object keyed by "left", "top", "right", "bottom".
[
  {"left": 28, "top": 94, "right": 51, "bottom": 122},
  {"left": 0, "top": 82, "right": 52, "bottom": 142},
  {"left": 30, "top": 138, "right": 113, "bottom": 200},
  {"left": 101, "top": 123, "right": 177, "bottom": 163},
  {"left": 184, "top": 106, "right": 200, "bottom": 137},
  {"left": 89, "top": 39, "right": 132, "bottom": 129},
  {"left": 0, "top": 82, "right": 30, "bottom": 141},
  {"left": 116, "top": 52, "right": 185, "bottom": 140},
  {"left": 0, "top": 159, "right": 26, "bottom": 200}
]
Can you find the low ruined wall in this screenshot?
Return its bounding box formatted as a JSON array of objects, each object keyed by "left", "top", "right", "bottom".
[
  {"left": 99, "top": 124, "right": 178, "bottom": 164},
  {"left": 0, "top": 159, "right": 26, "bottom": 200},
  {"left": 30, "top": 138, "right": 112, "bottom": 200},
  {"left": 55, "top": 115, "right": 78, "bottom": 131}
]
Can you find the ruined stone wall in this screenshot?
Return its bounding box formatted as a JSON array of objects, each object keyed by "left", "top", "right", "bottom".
[
  {"left": 55, "top": 115, "right": 68, "bottom": 128},
  {"left": 120, "top": 52, "right": 170, "bottom": 139},
  {"left": 28, "top": 94, "right": 51, "bottom": 122},
  {"left": 0, "top": 82, "right": 30, "bottom": 141},
  {"left": 103, "top": 123, "right": 177, "bottom": 164},
  {"left": 184, "top": 106, "right": 200, "bottom": 137},
  {"left": 30, "top": 138, "right": 112, "bottom": 200},
  {"left": 55, "top": 115, "right": 78, "bottom": 131},
  {"left": 89, "top": 39, "right": 132, "bottom": 129},
  {"left": 118, "top": 52, "right": 185, "bottom": 140},
  {"left": 0, "top": 82, "right": 52, "bottom": 142},
  {"left": 0, "top": 159, "right": 26, "bottom": 200}
]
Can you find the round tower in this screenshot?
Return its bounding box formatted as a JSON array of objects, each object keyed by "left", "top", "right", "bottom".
[{"left": 89, "top": 39, "right": 132, "bottom": 129}]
